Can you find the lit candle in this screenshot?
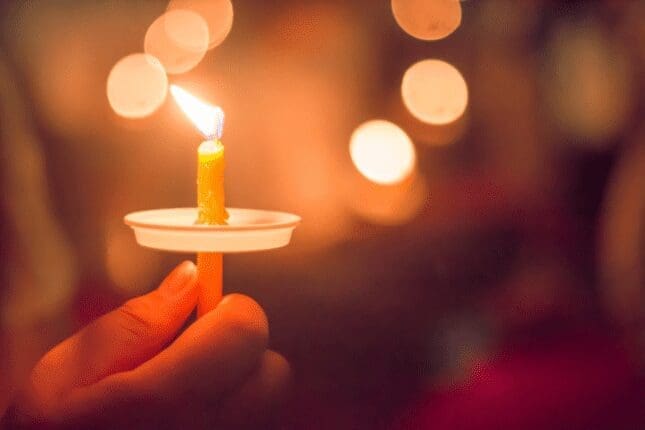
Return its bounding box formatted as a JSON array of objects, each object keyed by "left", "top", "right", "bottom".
[{"left": 170, "top": 85, "right": 228, "bottom": 316}]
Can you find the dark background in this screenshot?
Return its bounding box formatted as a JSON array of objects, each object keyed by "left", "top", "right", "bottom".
[{"left": 1, "top": 1, "right": 643, "bottom": 428}]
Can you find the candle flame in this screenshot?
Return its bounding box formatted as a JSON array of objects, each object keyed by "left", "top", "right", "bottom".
[{"left": 170, "top": 84, "right": 224, "bottom": 139}]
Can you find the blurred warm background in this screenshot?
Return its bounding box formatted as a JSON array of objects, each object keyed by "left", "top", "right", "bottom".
[{"left": 0, "top": 0, "right": 643, "bottom": 428}]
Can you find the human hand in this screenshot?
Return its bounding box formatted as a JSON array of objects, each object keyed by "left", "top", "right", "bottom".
[{"left": 2, "top": 261, "right": 290, "bottom": 429}]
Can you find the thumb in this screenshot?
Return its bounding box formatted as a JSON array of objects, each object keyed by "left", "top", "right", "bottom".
[{"left": 25, "top": 261, "right": 198, "bottom": 411}]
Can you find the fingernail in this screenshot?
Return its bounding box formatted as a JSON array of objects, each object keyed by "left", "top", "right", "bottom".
[{"left": 160, "top": 261, "right": 196, "bottom": 294}]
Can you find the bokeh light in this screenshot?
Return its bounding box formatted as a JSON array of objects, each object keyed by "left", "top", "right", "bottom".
[
  {"left": 106, "top": 53, "right": 168, "bottom": 118},
  {"left": 544, "top": 19, "right": 634, "bottom": 146},
  {"left": 167, "top": 0, "right": 233, "bottom": 49},
  {"left": 350, "top": 120, "right": 416, "bottom": 185},
  {"left": 144, "top": 10, "right": 210, "bottom": 74},
  {"left": 391, "top": 0, "right": 462, "bottom": 41},
  {"left": 402, "top": 59, "right": 468, "bottom": 125},
  {"left": 390, "top": 91, "right": 468, "bottom": 147}
]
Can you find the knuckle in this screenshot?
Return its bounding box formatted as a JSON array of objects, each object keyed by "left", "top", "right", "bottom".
[
  {"left": 262, "top": 350, "right": 291, "bottom": 390},
  {"left": 115, "top": 298, "right": 162, "bottom": 341},
  {"left": 265, "top": 350, "right": 290, "bottom": 376},
  {"left": 222, "top": 294, "right": 269, "bottom": 349},
  {"left": 228, "top": 314, "right": 268, "bottom": 350},
  {"left": 264, "top": 350, "right": 292, "bottom": 397}
]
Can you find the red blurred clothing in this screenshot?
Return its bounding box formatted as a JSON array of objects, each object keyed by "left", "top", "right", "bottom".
[{"left": 395, "top": 328, "right": 643, "bottom": 430}]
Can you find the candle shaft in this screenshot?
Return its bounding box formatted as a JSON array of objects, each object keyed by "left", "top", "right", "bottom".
[
  {"left": 197, "top": 252, "right": 222, "bottom": 316},
  {"left": 196, "top": 140, "right": 227, "bottom": 317}
]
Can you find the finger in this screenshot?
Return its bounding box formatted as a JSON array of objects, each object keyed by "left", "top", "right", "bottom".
[
  {"left": 129, "top": 293, "right": 269, "bottom": 399},
  {"left": 50, "top": 294, "right": 269, "bottom": 426},
  {"left": 26, "top": 261, "right": 198, "bottom": 408},
  {"left": 217, "top": 350, "right": 291, "bottom": 429}
]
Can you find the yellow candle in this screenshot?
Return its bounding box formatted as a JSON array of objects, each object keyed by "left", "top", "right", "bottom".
[
  {"left": 170, "top": 84, "right": 228, "bottom": 317},
  {"left": 197, "top": 140, "right": 227, "bottom": 224},
  {"left": 196, "top": 139, "right": 228, "bottom": 316}
]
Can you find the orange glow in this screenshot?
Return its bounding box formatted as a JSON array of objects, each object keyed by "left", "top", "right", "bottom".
[
  {"left": 105, "top": 221, "right": 161, "bottom": 294},
  {"left": 402, "top": 59, "right": 468, "bottom": 125},
  {"left": 168, "top": 0, "right": 234, "bottom": 49},
  {"left": 391, "top": 0, "right": 462, "bottom": 41},
  {"left": 350, "top": 120, "right": 416, "bottom": 185},
  {"left": 144, "top": 10, "right": 209, "bottom": 74},
  {"left": 347, "top": 170, "right": 428, "bottom": 225},
  {"left": 170, "top": 85, "right": 224, "bottom": 139},
  {"left": 106, "top": 53, "right": 168, "bottom": 118}
]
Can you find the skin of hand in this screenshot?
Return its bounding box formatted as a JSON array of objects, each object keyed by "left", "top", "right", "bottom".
[{"left": 1, "top": 261, "right": 290, "bottom": 429}]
